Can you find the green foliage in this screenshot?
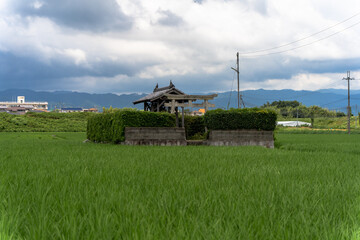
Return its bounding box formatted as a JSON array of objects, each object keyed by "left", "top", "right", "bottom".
[
  {"left": 11, "top": 116, "right": 28, "bottom": 126},
  {"left": 337, "top": 112, "right": 346, "bottom": 117},
  {"left": 0, "top": 112, "right": 91, "bottom": 132},
  {"left": 262, "top": 101, "right": 343, "bottom": 118},
  {"left": 26, "top": 111, "right": 92, "bottom": 119},
  {"left": 87, "top": 109, "right": 176, "bottom": 143},
  {"left": 204, "top": 108, "right": 277, "bottom": 131},
  {"left": 184, "top": 115, "right": 205, "bottom": 139},
  {"left": 263, "top": 100, "right": 301, "bottom": 108},
  {"left": 1, "top": 133, "right": 360, "bottom": 239}
]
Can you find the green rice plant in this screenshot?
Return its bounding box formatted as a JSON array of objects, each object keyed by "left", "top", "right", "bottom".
[{"left": 0, "top": 133, "right": 359, "bottom": 239}]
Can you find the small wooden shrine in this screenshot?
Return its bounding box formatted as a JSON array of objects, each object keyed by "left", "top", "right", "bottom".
[
  {"left": 133, "top": 81, "right": 217, "bottom": 127},
  {"left": 133, "top": 81, "right": 184, "bottom": 112}
]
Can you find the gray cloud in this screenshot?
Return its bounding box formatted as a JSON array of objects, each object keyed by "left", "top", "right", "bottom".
[
  {"left": 1, "top": 48, "right": 359, "bottom": 93},
  {"left": 10, "top": 0, "right": 132, "bottom": 32},
  {"left": 238, "top": 56, "right": 360, "bottom": 83},
  {"left": 0, "top": 51, "right": 146, "bottom": 90},
  {"left": 247, "top": 0, "right": 268, "bottom": 15},
  {"left": 157, "top": 10, "right": 184, "bottom": 27}
]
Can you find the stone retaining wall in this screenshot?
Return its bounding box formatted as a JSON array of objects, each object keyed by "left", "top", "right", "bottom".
[
  {"left": 207, "top": 130, "right": 274, "bottom": 148},
  {"left": 124, "top": 127, "right": 187, "bottom": 146}
]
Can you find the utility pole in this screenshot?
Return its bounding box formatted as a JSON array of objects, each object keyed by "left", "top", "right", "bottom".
[
  {"left": 231, "top": 52, "right": 240, "bottom": 108},
  {"left": 343, "top": 71, "right": 355, "bottom": 134},
  {"left": 231, "top": 52, "right": 245, "bottom": 109}
]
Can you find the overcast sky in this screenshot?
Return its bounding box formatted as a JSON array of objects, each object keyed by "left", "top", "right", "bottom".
[{"left": 1, "top": 0, "right": 360, "bottom": 94}]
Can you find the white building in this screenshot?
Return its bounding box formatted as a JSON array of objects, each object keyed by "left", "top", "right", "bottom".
[{"left": 0, "top": 96, "right": 48, "bottom": 110}]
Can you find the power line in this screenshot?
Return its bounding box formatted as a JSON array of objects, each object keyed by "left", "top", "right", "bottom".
[
  {"left": 241, "top": 93, "right": 360, "bottom": 109},
  {"left": 319, "top": 97, "right": 348, "bottom": 107},
  {"left": 242, "top": 101, "right": 258, "bottom": 107},
  {"left": 328, "top": 107, "right": 348, "bottom": 111},
  {"left": 240, "top": 12, "right": 360, "bottom": 55},
  {"left": 240, "top": 92, "right": 360, "bottom": 112},
  {"left": 234, "top": 14, "right": 360, "bottom": 106},
  {"left": 240, "top": 19, "right": 360, "bottom": 58},
  {"left": 242, "top": 79, "right": 343, "bottom": 101}
]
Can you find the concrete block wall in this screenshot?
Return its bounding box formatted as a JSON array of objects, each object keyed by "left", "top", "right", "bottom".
[
  {"left": 124, "top": 127, "right": 187, "bottom": 146},
  {"left": 207, "top": 130, "right": 274, "bottom": 148},
  {"left": 124, "top": 127, "right": 274, "bottom": 148}
]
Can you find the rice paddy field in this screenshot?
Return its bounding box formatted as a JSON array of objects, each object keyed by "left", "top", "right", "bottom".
[{"left": 1, "top": 132, "right": 360, "bottom": 239}]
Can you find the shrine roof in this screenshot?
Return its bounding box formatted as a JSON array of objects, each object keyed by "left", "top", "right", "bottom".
[{"left": 133, "top": 81, "right": 185, "bottom": 104}]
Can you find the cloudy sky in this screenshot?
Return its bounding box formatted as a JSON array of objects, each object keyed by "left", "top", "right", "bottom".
[{"left": 1, "top": 0, "right": 360, "bottom": 94}]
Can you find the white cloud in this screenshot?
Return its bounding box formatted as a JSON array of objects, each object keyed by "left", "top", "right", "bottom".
[
  {"left": 33, "top": 1, "right": 44, "bottom": 9},
  {"left": 63, "top": 49, "right": 87, "bottom": 65},
  {"left": 242, "top": 72, "right": 360, "bottom": 91},
  {"left": 0, "top": 1, "right": 7, "bottom": 13},
  {"left": 138, "top": 64, "right": 196, "bottom": 79}
]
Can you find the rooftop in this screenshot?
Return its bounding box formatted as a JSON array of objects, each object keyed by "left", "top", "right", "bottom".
[{"left": 133, "top": 81, "right": 185, "bottom": 104}]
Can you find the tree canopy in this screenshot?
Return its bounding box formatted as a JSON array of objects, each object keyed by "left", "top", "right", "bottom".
[{"left": 261, "top": 101, "right": 345, "bottom": 118}]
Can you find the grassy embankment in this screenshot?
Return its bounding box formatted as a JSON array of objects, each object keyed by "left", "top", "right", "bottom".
[
  {"left": 0, "top": 112, "right": 93, "bottom": 132},
  {"left": 0, "top": 132, "right": 360, "bottom": 239}
]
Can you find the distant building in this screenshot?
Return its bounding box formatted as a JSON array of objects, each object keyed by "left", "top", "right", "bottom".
[
  {"left": 83, "top": 108, "right": 98, "bottom": 113},
  {"left": 60, "top": 108, "right": 83, "bottom": 113},
  {"left": 191, "top": 108, "right": 206, "bottom": 116},
  {"left": 17, "top": 96, "right": 25, "bottom": 104},
  {"left": 7, "top": 107, "right": 27, "bottom": 115},
  {"left": 59, "top": 107, "right": 98, "bottom": 113},
  {"left": 0, "top": 96, "right": 48, "bottom": 114},
  {"left": 0, "top": 106, "right": 7, "bottom": 112}
]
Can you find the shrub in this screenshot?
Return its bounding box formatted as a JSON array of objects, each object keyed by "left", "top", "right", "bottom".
[
  {"left": 204, "top": 108, "right": 277, "bottom": 131},
  {"left": 87, "top": 110, "right": 176, "bottom": 143},
  {"left": 26, "top": 112, "right": 92, "bottom": 120},
  {"left": 0, "top": 112, "right": 91, "bottom": 132},
  {"left": 11, "top": 117, "right": 28, "bottom": 126},
  {"left": 337, "top": 112, "right": 346, "bottom": 117},
  {"left": 184, "top": 115, "right": 205, "bottom": 139}
]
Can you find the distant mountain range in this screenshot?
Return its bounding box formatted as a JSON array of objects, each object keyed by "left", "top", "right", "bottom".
[
  {"left": 0, "top": 89, "right": 145, "bottom": 110},
  {"left": 1, "top": 88, "right": 360, "bottom": 113}
]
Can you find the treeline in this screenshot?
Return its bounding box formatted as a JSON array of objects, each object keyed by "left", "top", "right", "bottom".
[{"left": 261, "top": 101, "right": 346, "bottom": 118}]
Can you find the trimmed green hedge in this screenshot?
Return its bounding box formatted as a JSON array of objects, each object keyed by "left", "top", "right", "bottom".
[
  {"left": 204, "top": 108, "right": 277, "bottom": 131},
  {"left": 184, "top": 116, "right": 205, "bottom": 139},
  {"left": 87, "top": 110, "right": 176, "bottom": 143}
]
